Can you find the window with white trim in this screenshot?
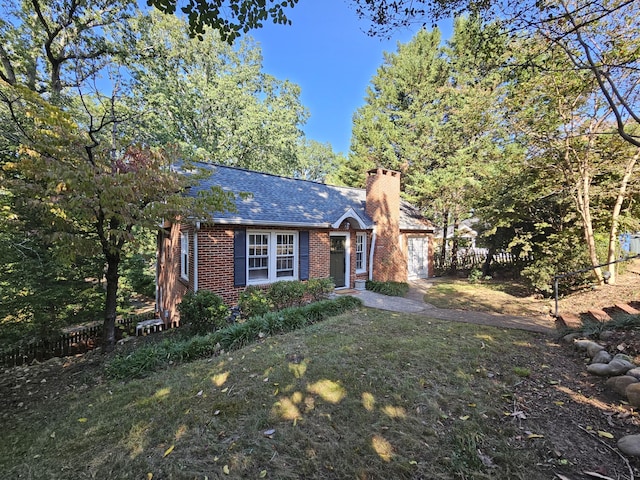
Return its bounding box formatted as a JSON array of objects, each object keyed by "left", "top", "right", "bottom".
[
  {"left": 248, "top": 231, "right": 298, "bottom": 283},
  {"left": 356, "top": 232, "right": 367, "bottom": 272},
  {"left": 180, "top": 231, "right": 189, "bottom": 280},
  {"left": 248, "top": 232, "right": 270, "bottom": 281}
]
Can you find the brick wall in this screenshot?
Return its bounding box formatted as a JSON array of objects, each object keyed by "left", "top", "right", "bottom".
[
  {"left": 366, "top": 168, "right": 407, "bottom": 282},
  {"left": 158, "top": 224, "right": 350, "bottom": 323}
]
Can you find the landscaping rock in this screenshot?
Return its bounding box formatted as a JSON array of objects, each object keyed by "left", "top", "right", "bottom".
[
  {"left": 587, "top": 363, "right": 615, "bottom": 376},
  {"left": 605, "top": 375, "right": 638, "bottom": 396},
  {"left": 591, "top": 350, "right": 612, "bottom": 364},
  {"left": 561, "top": 333, "right": 582, "bottom": 343},
  {"left": 574, "top": 340, "right": 605, "bottom": 358},
  {"left": 613, "top": 353, "right": 634, "bottom": 363},
  {"left": 618, "top": 435, "right": 640, "bottom": 457},
  {"left": 626, "top": 367, "right": 640, "bottom": 380},
  {"left": 608, "top": 359, "right": 635, "bottom": 375},
  {"left": 587, "top": 359, "right": 634, "bottom": 376},
  {"left": 626, "top": 384, "right": 640, "bottom": 408},
  {"left": 587, "top": 342, "right": 606, "bottom": 358}
]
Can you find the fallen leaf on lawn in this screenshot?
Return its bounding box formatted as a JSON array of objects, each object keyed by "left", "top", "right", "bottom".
[
  {"left": 527, "top": 433, "right": 544, "bottom": 439},
  {"left": 263, "top": 429, "right": 276, "bottom": 438},
  {"left": 196, "top": 390, "right": 203, "bottom": 397},
  {"left": 78, "top": 418, "right": 88, "bottom": 423},
  {"left": 147, "top": 473, "right": 153, "bottom": 480},
  {"left": 459, "top": 415, "right": 470, "bottom": 421},
  {"left": 553, "top": 401, "right": 564, "bottom": 406},
  {"left": 409, "top": 460, "right": 418, "bottom": 465},
  {"left": 221, "top": 387, "right": 229, "bottom": 393},
  {"left": 584, "top": 472, "right": 615, "bottom": 480},
  {"left": 548, "top": 380, "right": 559, "bottom": 385},
  {"left": 223, "top": 465, "right": 230, "bottom": 474},
  {"left": 163, "top": 445, "right": 174, "bottom": 457},
  {"left": 50, "top": 432, "right": 56, "bottom": 439},
  {"left": 597, "top": 431, "right": 614, "bottom": 439},
  {"left": 259, "top": 470, "right": 267, "bottom": 478},
  {"left": 468, "top": 403, "right": 476, "bottom": 407},
  {"left": 214, "top": 410, "right": 220, "bottom": 416}
]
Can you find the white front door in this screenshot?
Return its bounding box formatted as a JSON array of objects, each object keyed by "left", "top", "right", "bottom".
[{"left": 408, "top": 236, "right": 429, "bottom": 279}]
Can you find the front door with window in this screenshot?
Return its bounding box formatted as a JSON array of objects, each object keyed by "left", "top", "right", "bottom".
[{"left": 330, "top": 236, "right": 347, "bottom": 288}]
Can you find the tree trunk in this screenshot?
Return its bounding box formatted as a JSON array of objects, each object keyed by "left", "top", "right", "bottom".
[
  {"left": 575, "top": 171, "right": 603, "bottom": 284},
  {"left": 450, "top": 216, "right": 459, "bottom": 274},
  {"left": 482, "top": 245, "right": 496, "bottom": 277},
  {"left": 606, "top": 148, "right": 640, "bottom": 284},
  {"left": 440, "top": 210, "right": 449, "bottom": 264},
  {"left": 103, "top": 252, "right": 120, "bottom": 352}
]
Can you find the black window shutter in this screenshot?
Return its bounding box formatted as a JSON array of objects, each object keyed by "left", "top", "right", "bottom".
[
  {"left": 299, "top": 231, "right": 309, "bottom": 281},
  {"left": 234, "top": 229, "right": 247, "bottom": 287}
]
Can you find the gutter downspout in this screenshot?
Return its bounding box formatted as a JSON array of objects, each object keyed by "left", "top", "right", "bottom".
[
  {"left": 368, "top": 227, "right": 377, "bottom": 281},
  {"left": 194, "top": 221, "right": 200, "bottom": 292}
]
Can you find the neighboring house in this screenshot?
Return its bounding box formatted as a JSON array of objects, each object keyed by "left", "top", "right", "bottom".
[
  {"left": 436, "top": 219, "right": 479, "bottom": 249},
  {"left": 156, "top": 164, "right": 434, "bottom": 324}
]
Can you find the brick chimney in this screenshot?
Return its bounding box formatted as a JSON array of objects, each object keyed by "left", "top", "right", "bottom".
[{"left": 365, "top": 168, "right": 407, "bottom": 282}]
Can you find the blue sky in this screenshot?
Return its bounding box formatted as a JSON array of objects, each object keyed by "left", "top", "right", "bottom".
[{"left": 250, "top": 0, "right": 452, "bottom": 155}]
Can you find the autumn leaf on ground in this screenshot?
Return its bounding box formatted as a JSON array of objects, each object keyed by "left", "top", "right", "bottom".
[
  {"left": 223, "top": 465, "right": 230, "bottom": 474},
  {"left": 597, "top": 431, "right": 614, "bottom": 439},
  {"left": 163, "top": 445, "right": 175, "bottom": 457}
]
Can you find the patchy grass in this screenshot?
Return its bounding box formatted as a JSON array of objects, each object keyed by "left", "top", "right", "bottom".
[
  {"left": 1, "top": 308, "right": 575, "bottom": 479},
  {"left": 424, "top": 279, "right": 551, "bottom": 317}
]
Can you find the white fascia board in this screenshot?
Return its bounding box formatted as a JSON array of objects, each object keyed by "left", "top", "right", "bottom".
[
  {"left": 331, "top": 208, "right": 371, "bottom": 230},
  {"left": 212, "top": 218, "right": 332, "bottom": 228}
]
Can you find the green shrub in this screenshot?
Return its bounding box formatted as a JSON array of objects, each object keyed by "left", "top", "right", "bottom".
[
  {"left": 238, "top": 285, "right": 272, "bottom": 318},
  {"left": 365, "top": 280, "right": 409, "bottom": 297},
  {"left": 306, "top": 277, "right": 335, "bottom": 301},
  {"left": 468, "top": 268, "right": 483, "bottom": 284},
  {"left": 178, "top": 290, "right": 229, "bottom": 336},
  {"left": 106, "top": 296, "right": 363, "bottom": 380},
  {"left": 267, "top": 280, "right": 307, "bottom": 310}
]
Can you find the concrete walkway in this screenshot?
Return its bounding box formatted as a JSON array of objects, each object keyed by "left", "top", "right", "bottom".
[{"left": 347, "top": 280, "right": 556, "bottom": 334}]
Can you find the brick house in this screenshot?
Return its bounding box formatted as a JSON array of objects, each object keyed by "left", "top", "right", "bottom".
[{"left": 156, "top": 163, "right": 435, "bottom": 324}]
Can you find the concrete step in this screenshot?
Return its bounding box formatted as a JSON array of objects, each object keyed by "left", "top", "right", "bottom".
[{"left": 613, "top": 303, "right": 640, "bottom": 316}]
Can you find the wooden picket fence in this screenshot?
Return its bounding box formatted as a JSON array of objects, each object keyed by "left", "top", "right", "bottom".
[
  {"left": 0, "top": 313, "right": 158, "bottom": 367},
  {"left": 434, "top": 248, "right": 530, "bottom": 274}
]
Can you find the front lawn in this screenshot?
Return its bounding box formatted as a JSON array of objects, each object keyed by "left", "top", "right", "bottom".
[{"left": 1, "top": 308, "right": 636, "bottom": 479}]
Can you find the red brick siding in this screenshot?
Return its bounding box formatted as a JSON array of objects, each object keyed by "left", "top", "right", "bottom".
[
  {"left": 365, "top": 169, "right": 407, "bottom": 282},
  {"left": 158, "top": 224, "right": 342, "bottom": 323}
]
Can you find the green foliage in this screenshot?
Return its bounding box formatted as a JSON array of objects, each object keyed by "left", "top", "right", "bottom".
[
  {"left": 106, "top": 295, "right": 363, "bottom": 379},
  {"left": 305, "top": 277, "right": 335, "bottom": 302},
  {"left": 467, "top": 268, "right": 483, "bottom": 284},
  {"left": 146, "top": 0, "right": 298, "bottom": 43},
  {"left": 178, "top": 290, "right": 230, "bottom": 336},
  {"left": 238, "top": 285, "right": 272, "bottom": 319},
  {"left": 120, "top": 253, "right": 156, "bottom": 299},
  {"left": 129, "top": 11, "right": 307, "bottom": 175},
  {"left": 267, "top": 280, "right": 307, "bottom": 310},
  {"left": 365, "top": 280, "right": 409, "bottom": 297}
]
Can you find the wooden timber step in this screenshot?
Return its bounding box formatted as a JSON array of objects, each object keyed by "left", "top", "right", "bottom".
[
  {"left": 556, "top": 312, "right": 582, "bottom": 330},
  {"left": 614, "top": 303, "right": 640, "bottom": 316},
  {"left": 586, "top": 308, "right": 612, "bottom": 323}
]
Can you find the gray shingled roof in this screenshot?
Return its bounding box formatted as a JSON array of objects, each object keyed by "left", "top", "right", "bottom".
[{"left": 183, "top": 163, "right": 433, "bottom": 231}]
